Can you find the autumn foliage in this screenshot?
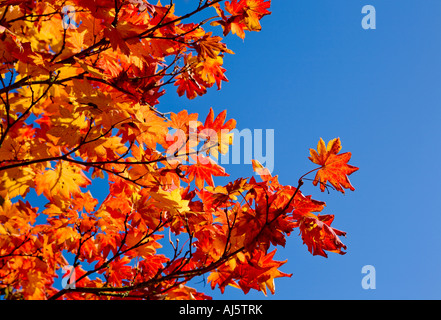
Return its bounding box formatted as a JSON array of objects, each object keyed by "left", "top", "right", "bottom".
[{"left": 0, "top": 0, "right": 358, "bottom": 300}]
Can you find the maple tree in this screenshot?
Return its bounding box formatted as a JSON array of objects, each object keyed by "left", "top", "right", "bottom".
[{"left": 0, "top": 0, "right": 359, "bottom": 300}]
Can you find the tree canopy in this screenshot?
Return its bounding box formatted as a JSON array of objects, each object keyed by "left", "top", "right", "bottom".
[{"left": 0, "top": 0, "right": 358, "bottom": 300}]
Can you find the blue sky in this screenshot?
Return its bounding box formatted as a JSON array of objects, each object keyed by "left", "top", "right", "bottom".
[
  {"left": 164, "top": 0, "right": 441, "bottom": 299},
  {"left": 3, "top": 0, "right": 440, "bottom": 300}
]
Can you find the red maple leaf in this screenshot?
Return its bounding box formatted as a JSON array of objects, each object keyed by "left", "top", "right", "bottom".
[{"left": 297, "top": 214, "right": 347, "bottom": 258}]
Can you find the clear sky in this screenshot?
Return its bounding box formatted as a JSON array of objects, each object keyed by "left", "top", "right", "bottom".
[
  {"left": 4, "top": 0, "right": 441, "bottom": 300},
  {"left": 163, "top": 0, "right": 441, "bottom": 299}
]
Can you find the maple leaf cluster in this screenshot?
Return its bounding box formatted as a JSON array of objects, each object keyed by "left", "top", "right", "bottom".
[{"left": 0, "top": 0, "right": 358, "bottom": 300}]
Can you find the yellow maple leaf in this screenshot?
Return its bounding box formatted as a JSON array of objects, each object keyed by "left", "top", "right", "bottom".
[
  {"left": 35, "top": 162, "right": 91, "bottom": 200},
  {"left": 1, "top": 167, "right": 35, "bottom": 199},
  {"left": 149, "top": 188, "right": 190, "bottom": 216}
]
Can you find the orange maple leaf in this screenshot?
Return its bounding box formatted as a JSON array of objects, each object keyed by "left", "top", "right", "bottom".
[
  {"left": 239, "top": 0, "right": 272, "bottom": 31},
  {"left": 251, "top": 159, "right": 271, "bottom": 182},
  {"left": 308, "top": 138, "right": 359, "bottom": 193},
  {"left": 195, "top": 32, "right": 234, "bottom": 59},
  {"left": 291, "top": 192, "right": 326, "bottom": 219},
  {"left": 184, "top": 154, "right": 229, "bottom": 189},
  {"left": 203, "top": 108, "right": 236, "bottom": 133},
  {"left": 200, "top": 108, "right": 236, "bottom": 158},
  {"left": 35, "top": 163, "right": 91, "bottom": 200},
  {"left": 212, "top": 0, "right": 271, "bottom": 39},
  {"left": 174, "top": 71, "right": 207, "bottom": 99}
]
